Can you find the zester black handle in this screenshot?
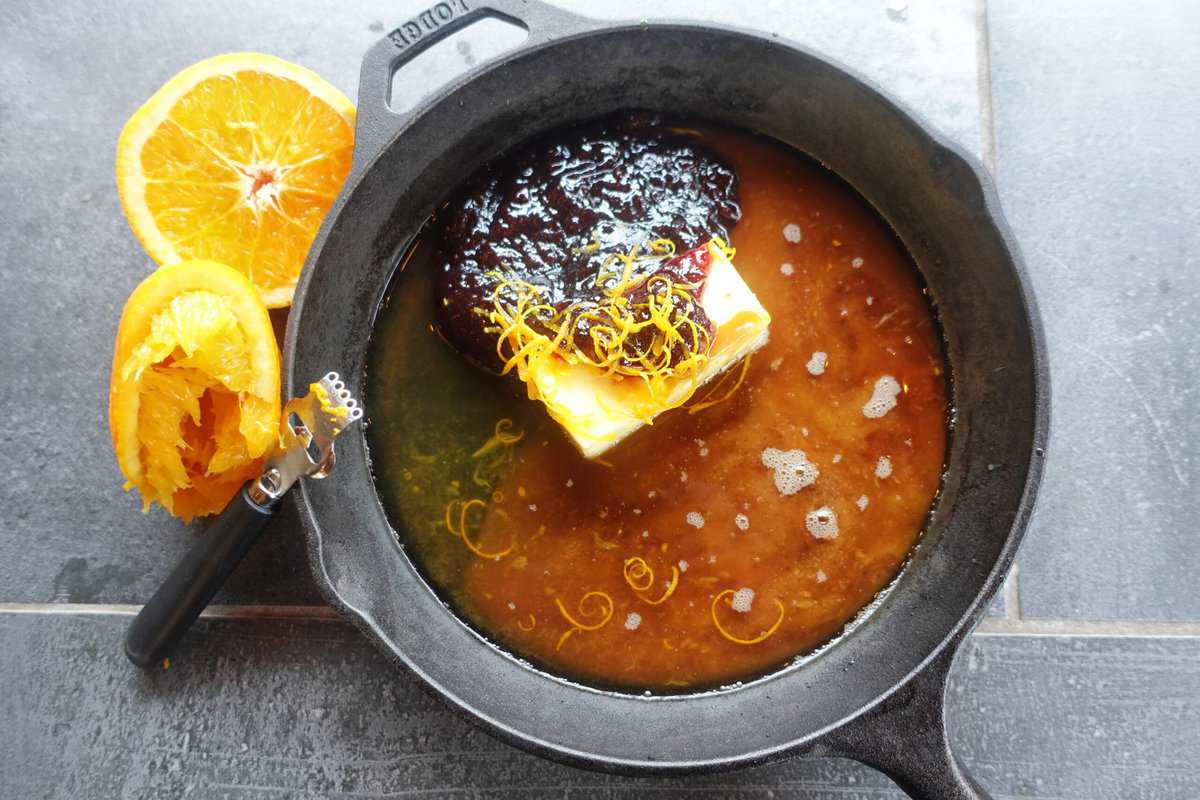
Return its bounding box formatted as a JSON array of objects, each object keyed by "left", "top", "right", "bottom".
[{"left": 124, "top": 485, "right": 278, "bottom": 668}]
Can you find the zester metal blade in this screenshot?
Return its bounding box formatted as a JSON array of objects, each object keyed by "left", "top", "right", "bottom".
[{"left": 248, "top": 372, "right": 364, "bottom": 505}]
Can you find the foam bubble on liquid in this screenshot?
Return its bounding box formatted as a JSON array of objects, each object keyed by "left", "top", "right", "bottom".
[
  {"left": 851, "top": 256, "right": 864, "bottom": 268},
  {"left": 783, "top": 223, "right": 802, "bottom": 243},
  {"left": 770, "top": 356, "right": 784, "bottom": 371},
  {"left": 696, "top": 438, "right": 709, "bottom": 457},
  {"left": 875, "top": 456, "right": 893, "bottom": 479},
  {"left": 731, "top": 588, "right": 755, "bottom": 613},
  {"left": 734, "top": 513, "right": 750, "bottom": 531},
  {"left": 678, "top": 560, "right": 689, "bottom": 573},
  {"left": 565, "top": 478, "right": 574, "bottom": 487},
  {"left": 806, "top": 352, "right": 827, "bottom": 376},
  {"left": 625, "top": 612, "right": 642, "bottom": 631},
  {"left": 866, "top": 296, "right": 874, "bottom": 306},
  {"left": 856, "top": 495, "right": 869, "bottom": 511},
  {"left": 816, "top": 570, "right": 828, "bottom": 583},
  {"left": 832, "top": 454, "right": 843, "bottom": 464},
  {"left": 780, "top": 262, "right": 795, "bottom": 276},
  {"left": 686, "top": 511, "right": 706, "bottom": 529},
  {"left": 761, "top": 448, "right": 820, "bottom": 496},
  {"left": 862, "top": 375, "right": 901, "bottom": 418},
  {"left": 805, "top": 506, "right": 839, "bottom": 539}
]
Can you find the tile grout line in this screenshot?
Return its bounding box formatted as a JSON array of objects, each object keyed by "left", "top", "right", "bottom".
[
  {"left": 0, "top": 602, "right": 341, "bottom": 621},
  {"left": 1002, "top": 560, "right": 1022, "bottom": 620},
  {"left": 2, "top": 602, "right": 1199, "bottom": 638},
  {"left": 975, "top": 0, "right": 1023, "bottom": 627},
  {"left": 975, "top": 618, "right": 1200, "bottom": 638},
  {"left": 975, "top": 0, "right": 999, "bottom": 174}
]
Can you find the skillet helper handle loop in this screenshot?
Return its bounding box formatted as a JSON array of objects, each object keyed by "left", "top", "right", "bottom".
[
  {"left": 354, "top": 0, "right": 593, "bottom": 170},
  {"left": 124, "top": 484, "right": 278, "bottom": 668},
  {"left": 823, "top": 637, "right": 988, "bottom": 800}
]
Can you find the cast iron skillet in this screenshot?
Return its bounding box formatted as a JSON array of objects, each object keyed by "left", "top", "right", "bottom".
[{"left": 283, "top": 1, "right": 1047, "bottom": 796}]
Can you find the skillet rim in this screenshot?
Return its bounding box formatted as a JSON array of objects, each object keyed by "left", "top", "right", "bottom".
[{"left": 283, "top": 18, "right": 1050, "bottom": 774}]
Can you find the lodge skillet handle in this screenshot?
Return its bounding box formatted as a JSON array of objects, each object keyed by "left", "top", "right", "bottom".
[
  {"left": 822, "top": 635, "right": 988, "bottom": 800},
  {"left": 354, "top": 0, "right": 596, "bottom": 171},
  {"left": 124, "top": 486, "right": 278, "bottom": 668}
]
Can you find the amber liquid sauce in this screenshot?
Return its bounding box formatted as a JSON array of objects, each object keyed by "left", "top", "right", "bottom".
[{"left": 366, "top": 127, "right": 949, "bottom": 692}]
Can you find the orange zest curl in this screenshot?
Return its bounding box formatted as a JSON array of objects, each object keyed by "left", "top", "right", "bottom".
[
  {"left": 640, "top": 566, "right": 680, "bottom": 605},
  {"left": 688, "top": 352, "right": 754, "bottom": 415},
  {"left": 471, "top": 417, "right": 522, "bottom": 490},
  {"left": 458, "top": 498, "right": 514, "bottom": 559},
  {"left": 445, "top": 417, "right": 525, "bottom": 558},
  {"left": 623, "top": 557, "right": 655, "bottom": 592},
  {"left": 593, "top": 530, "right": 618, "bottom": 551},
  {"left": 518, "top": 614, "right": 536, "bottom": 632},
  {"left": 710, "top": 590, "right": 786, "bottom": 645},
  {"left": 472, "top": 417, "right": 524, "bottom": 457},
  {"left": 444, "top": 498, "right": 464, "bottom": 536},
  {"left": 554, "top": 591, "right": 614, "bottom": 651},
  {"left": 622, "top": 557, "right": 681, "bottom": 605},
  {"left": 444, "top": 497, "right": 514, "bottom": 560}
]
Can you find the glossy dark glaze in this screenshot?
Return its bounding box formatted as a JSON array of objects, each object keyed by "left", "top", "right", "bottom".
[{"left": 433, "top": 115, "right": 740, "bottom": 370}]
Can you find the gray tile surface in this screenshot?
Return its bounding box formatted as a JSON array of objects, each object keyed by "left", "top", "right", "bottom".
[
  {"left": 9, "top": 0, "right": 1199, "bottom": 797},
  {"left": 0, "top": 0, "right": 985, "bottom": 605},
  {"left": 988, "top": 0, "right": 1200, "bottom": 619},
  {"left": 2, "top": 612, "right": 1198, "bottom": 799}
]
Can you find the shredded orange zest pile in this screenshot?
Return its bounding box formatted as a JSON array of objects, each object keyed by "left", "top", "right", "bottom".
[
  {"left": 554, "top": 591, "right": 614, "bottom": 651},
  {"left": 486, "top": 239, "right": 723, "bottom": 420},
  {"left": 710, "top": 590, "right": 786, "bottom": 645}
]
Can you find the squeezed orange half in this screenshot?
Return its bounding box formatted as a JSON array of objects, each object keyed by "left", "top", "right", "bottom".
[{"left": 109, "top": 260, "right": 281, "bottom": 520}]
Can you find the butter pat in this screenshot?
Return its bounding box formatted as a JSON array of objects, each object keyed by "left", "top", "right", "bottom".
[{"left": 526, "top": 245, "right": 771, "bottom": 458}]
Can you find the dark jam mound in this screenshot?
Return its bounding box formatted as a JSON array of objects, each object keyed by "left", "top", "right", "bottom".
[{"left": 433, "top": 114, "right": 741, "bottom": 372}]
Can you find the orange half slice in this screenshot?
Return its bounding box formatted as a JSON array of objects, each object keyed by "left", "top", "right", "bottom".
[{"left": 116, "top": 53, "right": 355, "bottom": 307}]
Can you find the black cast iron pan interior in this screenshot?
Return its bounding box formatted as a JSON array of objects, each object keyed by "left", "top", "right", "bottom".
[{"left": 282, "top": 2, "right": 1048, "bottom": 797}]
